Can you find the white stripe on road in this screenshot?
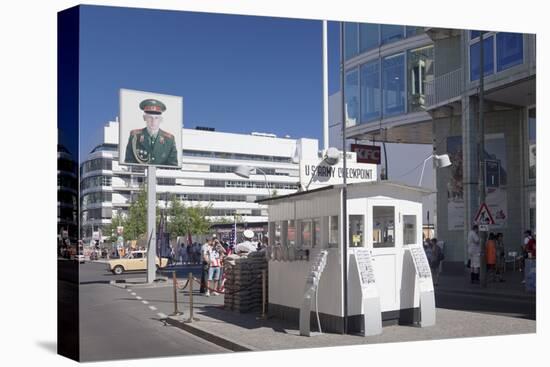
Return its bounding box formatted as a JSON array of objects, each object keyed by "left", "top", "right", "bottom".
[
  {"left": 141, "top": 300, "right": 149, "bottom": 305},
  {"left": 127, "top": 289, "right": 132, "bottom": 292},
  {"left": 149, "top": 306, "right": 157, "bottom": 311},
  {"left": 136, "top": 296, "right": 142, "bottom": 300},
  {"left": 130, "top": 292, "right": 136, "bottom": 296},
  {"left": 157, "top": 312, "right": 167, "bottom": 319}
]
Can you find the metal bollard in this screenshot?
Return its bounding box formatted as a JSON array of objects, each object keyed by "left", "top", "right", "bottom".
[
  {"left": 170, "top": 271, "right": 183, "bottom": 316},
  {"left": 258, "top": 269, "right": 267, "bottom": 320},
  {"left": 186, "top": 272, "right": 199, "bottom": 323}
]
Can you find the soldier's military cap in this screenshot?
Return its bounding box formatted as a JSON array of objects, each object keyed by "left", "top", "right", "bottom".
[{"left": 139, "top": 99, "right": 166, "bottom": 115}]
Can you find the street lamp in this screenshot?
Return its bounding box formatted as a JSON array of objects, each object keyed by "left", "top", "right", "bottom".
[
  {"left": 418, "top": 154, "right": 452, "bottom": 187},
  {"left": 303, "top": 147, "right": 340, "bottom": 190},
  {"left": 234, "top": 165, "right": 271, "bottom": 197}
]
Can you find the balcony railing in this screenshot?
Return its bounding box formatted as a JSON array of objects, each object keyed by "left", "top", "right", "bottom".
[{"left": 425, "top": 68, "right": 463, "bottom": 108}]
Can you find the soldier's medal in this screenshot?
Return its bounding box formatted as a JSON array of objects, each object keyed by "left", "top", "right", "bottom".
[{"left": 131, "top": 134, "right": 149, "bottom": 164}]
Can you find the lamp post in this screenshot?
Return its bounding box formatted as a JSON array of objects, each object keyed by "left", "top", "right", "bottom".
[
  {"left": 418, "top": 154, "right": 452, "bottom": 187},
  {"left": 234, "top": 165, "right": 271, "bottom": 197}
]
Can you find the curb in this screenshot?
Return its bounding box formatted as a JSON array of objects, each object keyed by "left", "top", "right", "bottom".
[
  {"left": 165, "top": 316, "right": 256, "bottom": 352},
  {"left": 109, "top": 276, "right": 169, "bottom": 289}
]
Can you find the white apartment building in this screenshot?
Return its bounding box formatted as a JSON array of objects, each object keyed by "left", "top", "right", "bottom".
[{"left": 80, "top": 120, "right": 306, "bottom": 241}]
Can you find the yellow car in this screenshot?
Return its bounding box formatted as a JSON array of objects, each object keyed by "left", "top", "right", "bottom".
[{"left": 108, "top": 250, "right": 169, "bottom": 275}]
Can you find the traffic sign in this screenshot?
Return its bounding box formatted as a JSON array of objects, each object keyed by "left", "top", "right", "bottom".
[{"left": 474, "top": 203, "right": 495, "bottom": 225}]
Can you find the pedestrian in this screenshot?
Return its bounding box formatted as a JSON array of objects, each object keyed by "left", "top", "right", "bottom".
[
  {"left": 520, "top": 230, "right": 534, "bottom": 272},
  {"left": 200, "top": 238, "right": 213, "bottom": 294},
  {"left": 235, "top": 230, "right": 258, "bottom": 254},
  {"left": 205, "top": 239, "right": 221, "bottom": 297},
  {"left": 495, "top": 233, "right": 505, "bottom": 282},
  {"left": 214, "top": 240, "right": 227, "bottom": 293},
  {"left": 467, "top": 224, "right": 481, "bottom": 284},
  {"left": 425, "top": 238, "right": 444, "bottom": 286},
  {"left": 486, "top": 233, "right": 497, "bottom": 283}
]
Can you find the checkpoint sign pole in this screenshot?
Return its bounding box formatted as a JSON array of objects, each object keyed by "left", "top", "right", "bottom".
[{"left": 146, "top": 166, "right": 157, "bottom": 284}]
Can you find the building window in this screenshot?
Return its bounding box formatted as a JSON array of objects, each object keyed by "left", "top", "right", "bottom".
[
  {"left": 381, "top": 24, "right": 404, "bottom": 45},
  {"left": 496, "top": 32, "right": 523, "bottom": 72},
  {"left": 359, "top": 23, "right": 379, "bottom": 52},
  {"left": 344, "top": 22, "right": 358, "bottom": 60},
  {"left": 312, "top": 218, "right": 321, "bottom": 248},
  {"left": 403, "top": 215, "right": 417, "bottom": 245},
  {"left": 408, "top": 45, "right": 434, "bottom": 112},
  {"left": 470, "top": 36, "right": 494, "bottom": 81},
  {"left": 345, "top": 68, "right": 360, "bottom": 126},
  {"left": 349, "top": 215, "right": 364, "bottom": 247},
  {"left": 372, "top": 206, "right": 395, "bottom": 248},
  {"left": 406, "top": 26, "right": 424, "bottom": 37},
  {"left": 382, "top": 53, "right": 405, "bottom": 117},
  {"left": 328, "top": 215, "right": 339, "bottom": 248},
  {"left": 287, "top": 220, "right": 296, "bottom": 247},
  {"left": 528, "top": 108, "right": 536, "bottom": 179},
  {"left": 360, "top": 60, "right": 381, "bottom": 122},
  {"left": 300, "top": 220, "right": 312, "bottom": 248}
]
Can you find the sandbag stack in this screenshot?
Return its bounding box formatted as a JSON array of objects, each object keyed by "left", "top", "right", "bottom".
[{"left": 223, "top": 250, "right": 268, "bottom": 313}]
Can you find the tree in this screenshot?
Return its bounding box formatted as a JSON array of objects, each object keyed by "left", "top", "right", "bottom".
[
  {"left": 105, "top": 212, "right": 126, "bottom": 243},
  {"left": 186, "top": 204, "right": 212, "bottom": 236},
  {"left": 124, "top": 189, "right": 148, "bottom": 240},
  {"left": 167, "top": 194, "right": 187, "bottom": 237}
]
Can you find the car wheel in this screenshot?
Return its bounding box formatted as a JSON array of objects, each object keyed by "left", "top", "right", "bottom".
[{"left": 113, "top": 265, "right": 124, "bottom": 275}]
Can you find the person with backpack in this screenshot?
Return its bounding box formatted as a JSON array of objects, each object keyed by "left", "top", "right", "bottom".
[{"left": 427, "top": 238, "right": 444, "bottom": 286}]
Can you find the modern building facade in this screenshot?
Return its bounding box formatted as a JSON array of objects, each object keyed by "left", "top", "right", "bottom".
[
  {"left": 80, "top": 120, "right": 305, "bottom": 242},
  {"left": 58, "top": 142, "right": 78, "bottom": 243},
  {"left": 341, "top": 22, "right": 536, "bottom": 264}
]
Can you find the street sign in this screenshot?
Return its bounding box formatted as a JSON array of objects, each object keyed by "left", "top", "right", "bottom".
[
  {"left": 485, "top": 160, "right": 500, "bottom": 188},
  {"left": 479, "top": 224, "right": 489, "bottom": 232},
  {"left": 474, "top": 202, "right": 495, "bottom": 225},
  {"left": 351, "top": 144, "right": 381, "bottom": 164}
]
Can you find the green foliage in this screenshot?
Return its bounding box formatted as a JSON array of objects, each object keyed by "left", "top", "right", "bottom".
[
  {"left": 125, "top": 189, "right": 148, "bottom": 240},
  {"left": 105, "top": 212, "right": 126, "bottom": 243},
  {"left": 166, "top": 194, "right": 212, "bottom": 237}
]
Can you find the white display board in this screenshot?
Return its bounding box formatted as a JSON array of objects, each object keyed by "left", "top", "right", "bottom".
[
  {"left": 351, "top": 248, "right": 382, "bottom": 336},
  {"left": 408, "top": 245, "right": 435, "bottom": 327}
]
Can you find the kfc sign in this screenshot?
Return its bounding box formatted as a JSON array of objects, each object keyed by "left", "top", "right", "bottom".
[{"left": 351, "top": 144, "right": 381, "bottom": 164}]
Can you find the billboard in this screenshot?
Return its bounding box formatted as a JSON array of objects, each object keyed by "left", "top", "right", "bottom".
[{"left": 119, "top": 89, "right": 182, "bottom": 168}]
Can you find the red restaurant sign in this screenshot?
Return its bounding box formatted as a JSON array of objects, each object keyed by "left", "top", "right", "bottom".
[{"left": 351, "top": 144, "right": 381, "bottom": 164}]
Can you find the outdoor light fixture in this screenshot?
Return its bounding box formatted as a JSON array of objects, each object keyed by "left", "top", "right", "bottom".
[
  {"left": 234, "top": 165, "right": 271, "bottom": 196},
  {"left": 304, "top": 147, "right": 340, "bottom": 190},
  {"left": 418, "top": 153, "right": 452, "bottom": 186}
]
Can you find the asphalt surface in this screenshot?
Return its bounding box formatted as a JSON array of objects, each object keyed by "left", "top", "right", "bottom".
[{"left": 77, "top": 262, "right": 230, "bottom": 362}]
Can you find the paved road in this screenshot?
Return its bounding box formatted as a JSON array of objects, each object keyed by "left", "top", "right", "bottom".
[{"left": 78, "top": 262, "right": 229, "bottom": 362}]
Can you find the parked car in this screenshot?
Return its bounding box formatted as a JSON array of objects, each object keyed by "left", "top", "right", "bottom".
[{"left": 107, "top": 250, "right": 169, "bottom": 275}]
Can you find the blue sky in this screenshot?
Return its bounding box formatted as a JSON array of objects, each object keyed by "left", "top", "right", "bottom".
[{"left": 79, "top": 5, "right": 341, "bottom": 160}]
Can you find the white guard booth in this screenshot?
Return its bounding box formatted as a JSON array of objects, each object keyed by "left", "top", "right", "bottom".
[{"left": 259, "top": 181, "right": 435, "bottom": 336}]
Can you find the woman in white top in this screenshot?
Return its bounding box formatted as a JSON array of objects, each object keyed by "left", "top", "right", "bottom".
[{"left": 467, "top": 224, "right": 481, "bottom": 284}]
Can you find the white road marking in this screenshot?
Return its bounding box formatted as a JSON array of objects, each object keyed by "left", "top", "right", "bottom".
[
  {"left": 127, "top": 289, "right": 132, "bottom": 292},
  {"left": 157, "top": 312, "right": 167, "bottom": 319},
  {"left": 142, "top": 300, "right": 149, "bottom": 304},
  {"left": 149, "top": 306, "right": 157, "bottom": 311},
  {"left": 130, "top": 292, "right": 136, "bottom": 296},
  {"left": 136, "top": 296, "right": 142, "bottom": 300}
]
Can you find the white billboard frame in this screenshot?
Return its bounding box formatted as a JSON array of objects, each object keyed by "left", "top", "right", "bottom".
[{"left": 119, "top": 88, "right": 182, "bottom": 168}]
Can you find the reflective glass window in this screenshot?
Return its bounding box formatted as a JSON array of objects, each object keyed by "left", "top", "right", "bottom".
[
  {"left": 372, "top": 206, "right": 395, "bottom": 248},
  {"left": 382, "top": 53, "right": 405, "bottom": 117},
  {"left": 470, "top": 36, "right": 494, "bottom": 81},
  {"left": 528, "top": 108, "right": 536, "bottom": 179},
  {"left": 496, "top": 32, "right": 523, "bottom": 72},
  {"left": 345, "top": 68, "right": 360, "bottom": 126},
  {"left": 381, "top": 24, "right": 404, "bottom": 45},
  {"left": 345, "top": 22, "right": 358, "bottom": 60},
  {"left": 408, "top": 45, "right": 434, "bottom": 112},
  {"left": 359, "top": 23, "right": 379, "bottom": 52},
  {"left": 349, "top": 215, "right": 364, "bottom": 247},
  {"left": 360, "top": 60, "right": 381, "bottom": 122}
]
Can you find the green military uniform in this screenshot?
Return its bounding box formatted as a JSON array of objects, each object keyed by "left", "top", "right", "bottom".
[
  {"left": 124, "top": 99, "right": 179, "bottom": 166},
  {"left": 124, "top": 128, "right": 178, "bottom": 166}
]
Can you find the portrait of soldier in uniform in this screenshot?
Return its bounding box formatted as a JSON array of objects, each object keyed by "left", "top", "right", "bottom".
[{"left": 124, "top": 98, "right": 178, "bottom": 166}]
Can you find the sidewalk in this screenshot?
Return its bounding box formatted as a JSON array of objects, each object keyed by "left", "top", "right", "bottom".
[
  {"left": 436, "top": 266, "right": 536, "bottom": 300},
  {"left": 158, "top": 273, "right": 535, "bottom": 352}
]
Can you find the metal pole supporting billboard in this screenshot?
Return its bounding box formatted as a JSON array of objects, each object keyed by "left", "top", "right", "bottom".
[
  {"left": 322, "top": 20, "right": 329, "bottom": 151},
  {"left": 478, "top": 34, "right": 487, "bottom": 288},
  {"left": 340, "top": 21, "right": 349, "bottom": 334},
  {"left": 146, "top": 166, "right": 157, "bottom": 283}
]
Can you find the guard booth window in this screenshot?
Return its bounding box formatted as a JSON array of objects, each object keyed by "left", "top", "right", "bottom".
[
  {"left": 403, "top": 215, "right": 417, "bottom": 245},
  {"left": 373, "top": 206, "right": 395, "bottom": 248},
  {"left": 349, "top": 215, "right": 364, "bottom": 247},
  {"left": 287, "top": 220, "right": 296, "bottom": 247},
  {"left": 328, "top": 215, "right": 339, "bottom": 248}
]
